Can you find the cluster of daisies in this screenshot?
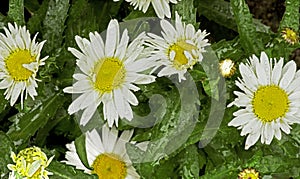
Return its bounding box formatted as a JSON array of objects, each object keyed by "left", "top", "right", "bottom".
[{"left": 2, "top": 1, "right": 299, "bottom": 178}]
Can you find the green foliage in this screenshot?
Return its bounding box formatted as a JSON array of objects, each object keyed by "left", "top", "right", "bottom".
[
  {"left": 177, "top": 145, "right": 203, "bottom": 179},
  {"left": 279, "top": 0, "right": 300, "bottom": 31},
  {"left": 197, "top": 0, "right": 270, "bottom": 33},
  {"left": 173, "top": 0, "right": 198, "bottom": 27},
  {"left": 42, "top": 0, "right": 69, "bottom": 54},
  {"left": 6, "top": 92, "right": 65, "bottom": 147},
  {"left": 8, "top": 0, "right": 24, "bottom": 25},
  {"left": 230, "top": 0, "right": 264, "bottom": 55},
  {"left": 0, "top": 0, "right": 300, "bottom": 178},
  {"left": 27, "top": 0, "right": 49, "bottom": 33},
  {"left": 74, "top": 134, "right": 90, "bottom": 169},
  {"left": 48, "top": 161, "right": 97, "bottom": 179},
  {"left": 0, "top": 132, "right": 15, "bottom": 176}
]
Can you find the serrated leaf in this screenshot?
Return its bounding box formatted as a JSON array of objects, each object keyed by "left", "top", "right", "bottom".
[
  {"left": 8, "top": 0, "right": 24, "bottom": 25},
  {"left": 197, "top": 0, "right": 270, "bottom": 33},
  {"left": 135, "top": 152, "right": 178, "bottom": 179},
  {"left": 129, "top": 73, "right": 199, "bottom": 164},
  {"left": 65, "top": 0, "right": 122, "bottom": 47},
  {"left": 197, "top": 0, "right": 236, "bottom": 31},
  {"left": 0, "top": 131, "right": 15, "bottom": 176},
  {"left": 211, "top": 37, "right": 244, "bottom": 60},
  {"left": 291, "top": 125, "right": 300, "bottom": 145},
  {"left": 173, "top": 0, "right": 198, "bottom": 27},
  {"left": 47, "top": 161, "right": 97, "bottom": 179},
  {"left": 6, "top": 92, "right": 65, "bottom": 146},
  {"left": 279, "top": 0, "right": 300, "bottom": 31},
  {"left": 42, "top": 0, "right": 69, "bottom": 53},
  {"left": 177, "top": 145, "right": 201, "bottom": 179},
  {"left": 230, "top": 0, "right": 264, "bottom": 55}
]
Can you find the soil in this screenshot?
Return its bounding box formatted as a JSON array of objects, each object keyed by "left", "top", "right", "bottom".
[
  {"left": 247, "top": 0, "right": 300, "bottom": 68},
  {"left": 247, "top": 0, "right": 285, "bottom": 32}
]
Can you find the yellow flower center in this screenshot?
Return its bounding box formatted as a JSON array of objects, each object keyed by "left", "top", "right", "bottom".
[
  {"left": 92, "top": 153, "right": 127, "bottom": 179},
  {"left": 94, "top": 58, "right": 126, "bottom": 93},
  {"left": 252, "top": 85, "right": 289, "bottom": 122},
  {"left": 12, "top": 147, "right": 49, "bottom": 178},
  {"left": 281, "top": 28, "right": 299, "bottom": 45},
  {"left": 219, "top": 59, "right": 236, "bottom": 78},
  {"left": 168, "top": 40, "right": 197, "bottom": 69},
  {"left": 238, "top": 168, "right": 260, "bottom": 179},
  {"left": 5, "top": 50, "right": 36, "bottom": 81}
]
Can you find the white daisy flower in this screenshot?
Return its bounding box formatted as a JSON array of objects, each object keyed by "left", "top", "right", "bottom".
[
  {"left": 228, "top": 52, "right": 300, "bottom": 150},
  {"left": 63, "top": 125, "right": 147, "bottom": 179},
  {"left": 147, "top": 12, "right": 210, "bottom": 82},
  {"left": 63, "top": 19, "right": 156, "bottom": 127},
  {"left": 113, "top": 0, "right": 180, "bottom": 19},
  {"left": 0, "top": 23, "right": 48, "bottom": 107}
]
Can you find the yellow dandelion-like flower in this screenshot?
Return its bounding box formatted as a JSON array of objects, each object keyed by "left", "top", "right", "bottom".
[
  {"left": 219, "top": 58, "right": 236, "bottom": 78},
  {"left": 281, "top": 28, "right": 299, "bottom": 45},
  {"left": 238, "top": 168, "right": 260, "bottom": 179},
  {"left": 7, "top": 146, "right": 54, "bottom": 179}
]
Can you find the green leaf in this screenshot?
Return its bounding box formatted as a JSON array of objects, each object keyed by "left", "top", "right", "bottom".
[
  {"left": 8, "top": 0, "right": 25, "bottom": 25},
  {"left": 65, "top": 0, "right": 122, "bottom": 47},
  {"left": 173, "top": 0, "right": 198, "bottom": 27},
  {"left": 201, "top": 162, "right": 237, "bottom": 179},
  {"left": 123, "top": 8, "right": 156, "bottom": 21},
  {"left": 74, "top": 134, "right": 90, "bottom": 170},
  {"left": 0, "top": 12, "right": 9, "bottom": 30},
  {"left": 6, "top": 92, "right": 65, "bottom": 146},
  {"left": 197, "top": 0, "right": 270, "bottom": 33},
  {"left": 0, "top": 131, "right": 15, "bottom": 176},
  {"left": 197, "top": 0, "right": 236, "bottom": 31},
  {"left": 47, "top": 161, "right": 97, "bottom": 179},
  {"left": 42, "top": 0, "right": 70, "bottom": 54},
  {"left": 0, "top": 92, "right": 9, "bottom": 114},
  {"left": 128, "top": 74, "right": 200, "bottom": 166},
  {"left": 230, "top": 0, "right": 264, "bottom": 55},
  {"left": 34, "top": 108, "right": 70, "bottom": 146},
  {"left": 27, "top": 0, "right": 49, "bottom": 33},
  {"left": 24, "top": 0, "right": 40, "bottom": 13},
  {"left": 211, "top": 37, "right": 244, "bottom": 60},
  {"left": 177, "top": 145, "right": 201, "bottom": 179},
  {"left": 279, "top": 0, "right": 300, "bottom": 31},
  {"left": 291, "top": 125, "right": 300, "bottom": 145},
  {"left": 135, "top": 154, "right": 178, "bottom": 178}
]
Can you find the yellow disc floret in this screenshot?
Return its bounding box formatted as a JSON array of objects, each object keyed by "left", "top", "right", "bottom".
[
  {"left": 5, "top": 50, "right": 36, "bottom": 81},
  {"left": 281, "top": 28, "right": 299, "bottom": 45},
  {"left": 7, "top": 146, "right": 53, "bottom": 179},
  {"left": 94, "top": 58, "right": 126, "bottom": 93},
  {"left": 168, "top": 40, "right": 197, "bottom": 69},
  {"left": 238, "top": 168, "right": 260, "bottom": 179},
  {"left": 252, "top": 85, "right": 289, "bottom": 122},
  {"left": 92, "top": 153, "right": 127, "bottom": 179}
]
